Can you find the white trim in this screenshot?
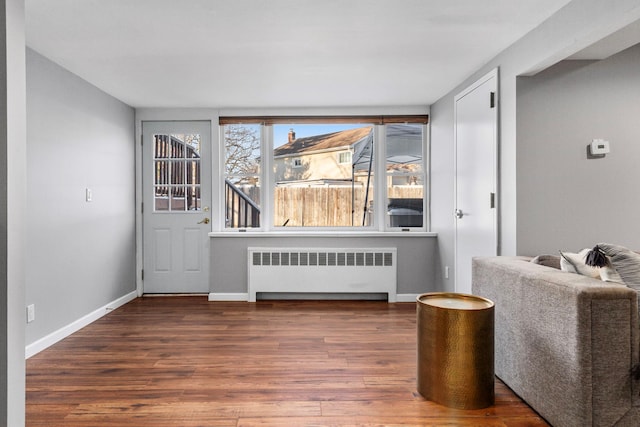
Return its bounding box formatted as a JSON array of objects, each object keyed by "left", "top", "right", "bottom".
[
  {"left": 274, "top": 145, "right": 352, "bottom": 160},
  {"left": 25, "top": 291, "right": 137, "bottom": 359},
  {"left": 383, "top": 123, "right": 428, "bottom": 232},
  {"left": 135, "top": 114, "right": 143, "bottom": 296},
  {"left": 222, "top": 120, "right": 430, "bottom": 233},
  {"left": 455, "top": 68, "right": 498, "bottom": 101},
  {"left": 337, "top": 151, "right": 352, "bottom": 164},
  {"left": 375, "top": 125, "right": 386, "bottom": 231},
  {"left": 263, "top": 124, "right": 273, "bottom": 232},
  {"left": 209, "top": 231, "right": 436, "bottom": 238},
  {"left": 208, "top": 292, "right": 249, "bottom": 301}
]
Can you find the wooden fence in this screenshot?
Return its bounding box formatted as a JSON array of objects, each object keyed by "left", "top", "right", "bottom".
[
  {"left": 274, "top": 185, "right": 423, "bottom": 227},
  {"left": 226, "top": 184, "right": 423, "bottom": 228}
]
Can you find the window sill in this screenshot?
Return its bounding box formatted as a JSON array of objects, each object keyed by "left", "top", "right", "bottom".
[{"left": 209, "top": 231, "right": 437, "bottom": 238}]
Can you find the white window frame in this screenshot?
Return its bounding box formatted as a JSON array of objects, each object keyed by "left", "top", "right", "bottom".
[
  {"left": 220, "top": 120, "right": 429, "bottom": 233},
  {"left": 338, "top": 151, "right": 352, "bottom": 164},
  {"left": 382, "top": 124, "right": 428, "bottom": 231}
]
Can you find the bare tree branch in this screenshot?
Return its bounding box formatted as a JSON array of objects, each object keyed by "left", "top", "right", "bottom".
[{"left": 224, "top": 125, "right": 260, "bottom": 175}]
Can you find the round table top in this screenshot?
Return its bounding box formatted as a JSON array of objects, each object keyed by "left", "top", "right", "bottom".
[{"left": 417, "top": 293, "right": 493, "bottom": 310}]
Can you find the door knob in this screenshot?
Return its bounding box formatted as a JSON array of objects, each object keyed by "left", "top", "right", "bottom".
[
  {"left": 198, "top": 218, "right": 210, "bottom": 224},
  {"left": 455, "top": 209, "right": 464, "bottom": 219}
]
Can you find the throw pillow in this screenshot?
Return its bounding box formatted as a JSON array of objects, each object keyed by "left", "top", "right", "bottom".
[
  {"left": 600, "top": 262, "right": 624, "bottom": 283},
  {"left": 531, "top": 254, "right": 561, "bottom": 270},
  {"left": 559, "top": 249, "right": 600, "bottom": 279},
  {"left": 594, "top": 243, "right": 640, "bottom": 287}
]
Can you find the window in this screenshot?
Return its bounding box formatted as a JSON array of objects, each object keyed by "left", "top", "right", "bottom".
[
  {"left": 338, "top": 151, "right": 352, "bottom": 164},
  {"left": 223, "top": 124, "right": 261, "bottom": 228},
  {"left": 385, "top": 124, "right": 425, "bottom": 228},
  {"left": 273, "top": 123, "right": 374, "bottom": 227},
  {"left": 220, "top": 115, "right": 428, "bottom": 231},
  {"left": 153, "top": 133, "right": 201, "bottom": 212}
]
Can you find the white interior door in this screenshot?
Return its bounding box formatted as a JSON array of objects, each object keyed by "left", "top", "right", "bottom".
[
  {"left": 454, "top": 69, "right": 498, "bottom": 294},
  {"left": 142, "top": 121, "right": 211, "bottom": 293}
]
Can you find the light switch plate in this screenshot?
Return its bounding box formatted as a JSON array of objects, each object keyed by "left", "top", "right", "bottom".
[{"left": 27, "top": 304, "right": 35, "bottom": 323}]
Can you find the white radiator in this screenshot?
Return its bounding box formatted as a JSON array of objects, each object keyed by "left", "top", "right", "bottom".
[{"left": 247, "top": 247, "right": 397, "bottom": 302}]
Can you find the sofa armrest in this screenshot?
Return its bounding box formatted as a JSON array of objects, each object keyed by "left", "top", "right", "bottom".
[{"left": 472, "top": 256, "right": 639, "bottom": 427}]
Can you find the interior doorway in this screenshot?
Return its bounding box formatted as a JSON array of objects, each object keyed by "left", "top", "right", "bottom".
[{"left": 454, "top": 69, "right": 499, "bottom": 294}]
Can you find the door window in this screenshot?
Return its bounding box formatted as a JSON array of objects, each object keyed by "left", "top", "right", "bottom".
[{"left": 153, "top": 133, "right": 201, "bottom": 212}]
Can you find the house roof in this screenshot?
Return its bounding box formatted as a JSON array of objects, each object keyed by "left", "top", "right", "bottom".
[{"left": 274, "top": 127, "right": 373, "bottom": 157}]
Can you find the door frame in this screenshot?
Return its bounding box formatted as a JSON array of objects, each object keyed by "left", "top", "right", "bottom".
[
  {"left": 453, "top": 68, "right": 499, "bottom": 293},
  {"left": 135, "top": 110, "right": 220, "bottom": 296}
]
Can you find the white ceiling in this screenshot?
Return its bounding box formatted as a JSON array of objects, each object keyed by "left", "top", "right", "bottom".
[{"left": 25, "top": 0, "right": 573, "bottom": 109}]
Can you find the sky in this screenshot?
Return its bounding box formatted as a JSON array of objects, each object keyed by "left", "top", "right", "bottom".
[{"left": 273, "top": 124, "right": 366, "bottom": 148}]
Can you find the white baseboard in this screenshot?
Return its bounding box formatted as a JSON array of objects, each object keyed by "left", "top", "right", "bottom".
[
  {"left": 25, "top": 291, "right": 137, "bottom": 359},
  {"left": 208, "top": 292, "right": 419, "bottom": 303},
  {"left": 208, "top": 292, "right": 249, "bottom": 301}
]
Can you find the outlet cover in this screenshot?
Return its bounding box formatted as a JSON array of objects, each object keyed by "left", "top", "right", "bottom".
[{"left": 27, "top": 304, "right": 35, "bottom": 323}]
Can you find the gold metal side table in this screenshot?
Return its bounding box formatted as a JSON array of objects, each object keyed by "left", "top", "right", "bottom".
[{"left": 416, "top": 292, "right": 495, "bottom": 409}]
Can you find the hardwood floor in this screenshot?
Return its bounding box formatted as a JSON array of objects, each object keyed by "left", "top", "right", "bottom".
[{"left": 26, "top": 297, "right": 549, "bottom": 426}]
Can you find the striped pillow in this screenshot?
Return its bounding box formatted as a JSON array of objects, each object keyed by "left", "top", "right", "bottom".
[{"left": 597, "top": 243, "right": 640, "bottom": 288}]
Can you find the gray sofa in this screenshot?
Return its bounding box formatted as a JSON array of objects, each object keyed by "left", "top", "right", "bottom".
[{"left": 472, "top": 256, "right": 640, "bottom": 427}]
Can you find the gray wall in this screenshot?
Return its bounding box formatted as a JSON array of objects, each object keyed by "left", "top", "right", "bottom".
[
  {"left": 25, "top": 49, "right": 136, "bottom": 345},
  {"left": 516, "top": 44, "right": 640, "bottom": 255},
  {"left": 1, "top": 0, "right": 27, "bottom": 424},
  {"left": 429, "top": 0, "right": 640, "bottom": 287},
  {"left": 210, "top": 236, "right": 439, "bottom": 296}
]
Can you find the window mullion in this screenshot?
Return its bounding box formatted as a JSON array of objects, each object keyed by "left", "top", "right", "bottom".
[
  {"left": 375, "top": 125, "right": 387, "bottom": 231},
  {"left": 424, "top": 124, "right": 431, "bottom": 231},
  {"left": 263, "top": 124, "right": 273, "bottom": 232},
  {"left": 213, "top": 124, "right": 224, "bottom": 231}
]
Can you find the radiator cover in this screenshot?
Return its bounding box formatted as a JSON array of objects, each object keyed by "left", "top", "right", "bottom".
[{"left": 247, "top": 247, "right": 397, "bottom": 302}]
